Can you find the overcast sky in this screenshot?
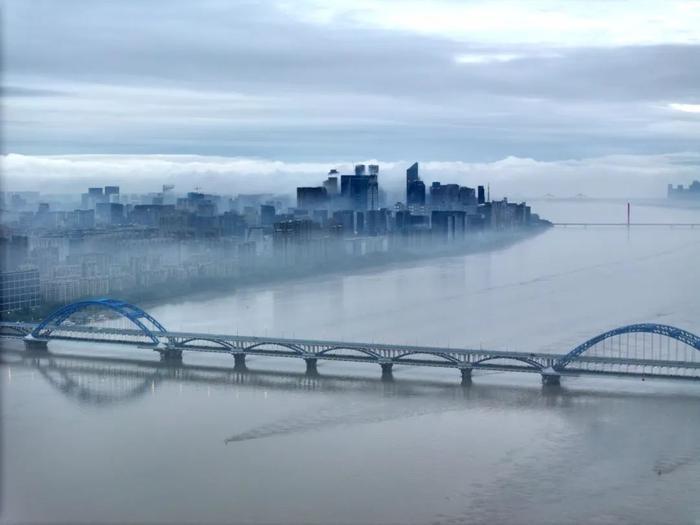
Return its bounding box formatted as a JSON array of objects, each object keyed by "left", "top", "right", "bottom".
[{"left": 3, "top": 0, "right": 700, "bottom": 196}]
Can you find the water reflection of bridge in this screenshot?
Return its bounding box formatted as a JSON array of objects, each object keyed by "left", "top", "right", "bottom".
[
  {"left": 1, "top": 347, "right": 540, "bottom": 407},
  {"left": 7, "top": 348, "right": 697, "bottom": 411},
  {"left": 4, "top": 298, "right": 700, "bottom": 386}
]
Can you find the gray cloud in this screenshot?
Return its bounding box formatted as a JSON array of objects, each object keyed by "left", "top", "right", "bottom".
[{"left": 2, "top": 0, "right": 699, "bottom": 164}]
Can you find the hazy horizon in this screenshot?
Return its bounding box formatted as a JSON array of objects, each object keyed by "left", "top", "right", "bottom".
[{"left": 3, "top": 151, "right": 700, "bottom": 199}]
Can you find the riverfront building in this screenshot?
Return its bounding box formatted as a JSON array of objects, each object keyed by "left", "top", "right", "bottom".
[
  {"left": 0, "top": 162, "right": 549, "bottom": 314},
  {"left": 668, "top": 181, "right": 700, "bottom": 200}
]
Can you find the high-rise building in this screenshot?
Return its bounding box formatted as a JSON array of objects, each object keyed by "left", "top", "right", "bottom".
[
  {"left": 430, "top": 182, "right": 460, "bottom": 210},
  {"left": 477, "top": 185, "right": 486, "bottom": 205},
  {"left": 72, "top": 209, "right": 95, "bottom": 229},
  {"left": 406, "top": 162, "right": 419, "bottom": 184},
  {"left": 332, "top": 210, "right": 355, "bottom": 235},
  {"left": 96, "top": 202, "right": 125, "bottom": 225},
  {"left": 340, "top": 171, "right": 373, "bottom": 211},
  {"left": 260, "top": 204, "right": 276, "bottom": 227},
  {"left": 368, "top": 171, "right": 379, "bottom": 210},
  {"left": 355, "top": 164, "right": 366, "bottom": 176},
  {"left": 459, "top": 187, "right": 477, "bottom": 207},
  {"left": 407, "top": 181, "right": 425, "bottom": 207},
  {"left": 366, "top": 209, "right": 389, "bottom": 236},
  {"left": 355, "top": 211, "right": 365, "bottom": 234},
  {"left": 273, "top": 219, "right": 321, "bottom": 265},
  {"left": 431, "top": 210, "right": 466, "bottom": 241},
  {"left": 406, "top": 162, "right": 425, "bottom": 207},
  {"left": 0, "top": 235, "right": 29, "bottom": 272},
  {"left": 349, "top": 176, "right": 369, "bottom": 210},
  {"left": 104, "top": 186, "right": 120, "bottom": 200},
  {"left": 668, "top": 181, "right": 700, "bottom": 200},
  {"left": 323, "top": 176, "right": 338, "bottom": 196},
  {"left": 0, "top": 268, "right": 41, "bottom": 312},
  {"left": 83, "top": 187, "right": 107, "bottom": 210},
  {"left": 296, "top": 187, "right": 328, "bottom": 210}
]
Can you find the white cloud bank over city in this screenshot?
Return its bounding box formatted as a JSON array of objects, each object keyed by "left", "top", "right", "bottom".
[{"left": 4, "top": 152, "right": 699, "bottom": 199}]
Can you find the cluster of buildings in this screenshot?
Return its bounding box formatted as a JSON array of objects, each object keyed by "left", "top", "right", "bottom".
[
  {"left": 0, "top": 162, "right": 547, "bottom": 315},
  {"left": 668, "top": 181, "right": 700, "bottom": 200}
]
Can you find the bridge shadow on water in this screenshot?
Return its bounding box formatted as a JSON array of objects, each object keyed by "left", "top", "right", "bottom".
[{"left": 3, "top": 346, "right": 699, "bottom": 410}]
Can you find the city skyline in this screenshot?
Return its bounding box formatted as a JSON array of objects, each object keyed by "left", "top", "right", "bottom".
[
  {"left": 1, "top": 157, "right": 547, "bottom": 315},
  {"left": 5, "top": 152, "right": 700, "bottom": 199}
]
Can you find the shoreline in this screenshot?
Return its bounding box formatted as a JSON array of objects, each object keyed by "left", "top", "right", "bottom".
[
  {"left": 3, "top": 225, "right": 550, "bottom": 321},
  {"left": 137, "top": 225, "right": 551, "bottom": 310}
]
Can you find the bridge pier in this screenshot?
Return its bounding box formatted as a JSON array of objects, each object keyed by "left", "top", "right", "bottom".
[
  {"left": 23, "top": 335, "right": 49, "bottom": 352},
  {"left": 541, "top": 370, "right": 561, "bottom": 386},
  {"left": 460, "top": 367, "right": 472, "bottom": 385},
  {"left": 305, "top": 358, "right": 319, "bottom": 376},
  {"left": 380, "top": 363, "right": 393, "bottom": 382},
  {"left": 159, "top": 349, "right": 183, "bottom": 364},
  {"left": 233, "top": 353, "right": 247, "bottom": 371}
]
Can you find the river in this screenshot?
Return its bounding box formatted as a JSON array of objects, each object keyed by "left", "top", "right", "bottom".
[{"left": 2, "top": 200, "right": 700, "bottom": 524}]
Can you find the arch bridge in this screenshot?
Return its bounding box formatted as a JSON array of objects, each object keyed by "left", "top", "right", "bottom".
[{"left": 3, "top": 298, "right": 699, "bottom": 385}]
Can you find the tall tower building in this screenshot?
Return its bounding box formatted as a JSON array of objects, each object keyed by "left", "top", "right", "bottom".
[{"left": 406, "top": 162, "right": 425, "bottom": 207}]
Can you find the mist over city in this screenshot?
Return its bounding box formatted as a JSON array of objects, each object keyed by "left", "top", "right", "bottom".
[{"left": 2, "top": 2, "right": 700, "bottom": 525}]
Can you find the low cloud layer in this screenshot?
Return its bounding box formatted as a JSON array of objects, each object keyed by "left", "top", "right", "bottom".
[{"left": 4, "top": 152, "right": 699, "bottom": 199}]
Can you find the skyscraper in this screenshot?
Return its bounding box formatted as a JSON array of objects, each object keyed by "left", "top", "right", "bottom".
[
  {"left": 296, "top": 187, "right": 328, "bottom": 210},
  {"left": 368, "top": 167, "right": 379, "bottom": 210},
  {"left": 406, "top": 162, "right": 425, "bottom": 207},
  {"left": 339, "top": 164, "right": 379, "bottom": 210},
  {"left": 260, "top": 204, "right": 276, "bottom": 226},
  {"left": 477, "top": 185, "right": 486, "bottom": 205},
  {"left": 104, "top": 186, "right": 120, "bottom": 200},
  {"left": 323, "top": 176, "right": 338, "bottom": 196},
  {"left": 407, "top": 162, "right": 419, "bottom": 186},
  {"left": 348, "top": 176, "right": 370, "bottom": 210}
]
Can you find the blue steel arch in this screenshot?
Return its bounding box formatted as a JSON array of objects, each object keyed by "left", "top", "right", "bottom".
[
  {"left": 393, "top": 351, "right": 460, "bottom": 365},
  {"left": 555, "top": 323, "right": 700, "bottom": 370},
  {"left": 316, "top": 346, "right": 382, "bottom": 360},
  {"left": 472, "top": 355, "right": 543, "bottom": 370},
  {"left": 31, "top": 298, "right": 168, "bottom": 345}
]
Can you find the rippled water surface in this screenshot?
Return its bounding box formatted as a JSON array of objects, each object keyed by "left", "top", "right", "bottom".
[{"left": 3, "top": 201, "right": 700, "bottom": 524}]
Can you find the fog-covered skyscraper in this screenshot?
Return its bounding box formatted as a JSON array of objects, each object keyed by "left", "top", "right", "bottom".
[{"left": 406, "top": 162, "right": 425, "bottom": 207}]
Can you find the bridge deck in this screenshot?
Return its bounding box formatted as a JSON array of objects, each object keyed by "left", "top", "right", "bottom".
[{"left": 3, "top": 321, "right": 700, "bottom": 382}]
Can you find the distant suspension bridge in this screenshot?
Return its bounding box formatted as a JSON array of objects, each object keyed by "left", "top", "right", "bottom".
[{"left": 3, "top": 298, "right": 700, "bottom": 386}]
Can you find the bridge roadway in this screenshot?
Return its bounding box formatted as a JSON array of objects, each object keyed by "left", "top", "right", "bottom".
[{"left": 5, "top": 321, "right": 700, "bottom": 385}]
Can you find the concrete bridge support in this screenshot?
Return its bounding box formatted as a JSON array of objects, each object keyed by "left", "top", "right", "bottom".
[
  {"left": 233, "top": 353, "right": 247, "bottom": 371},
  {"left": 460, "top": 368, "right": 472, "bottom": 385},
  {"left": 23, "top": 335, "right": 49, "bottom": 352},
  {"left": 541, "top": 372, "right": 561, "bottom": 386},
  {"left": 305, "top": 358, "right": 319, "bottom": 376},
  {"left": 159, "top": 349, "right": 183, "bottom": 364},
  {"left": 380, "top": 363, "right": 394, "bottom": 382}
]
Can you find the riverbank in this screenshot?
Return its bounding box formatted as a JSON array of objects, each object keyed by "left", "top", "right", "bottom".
[{"left": 2, "top": 225, "right": 550, "bottom": 322}]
